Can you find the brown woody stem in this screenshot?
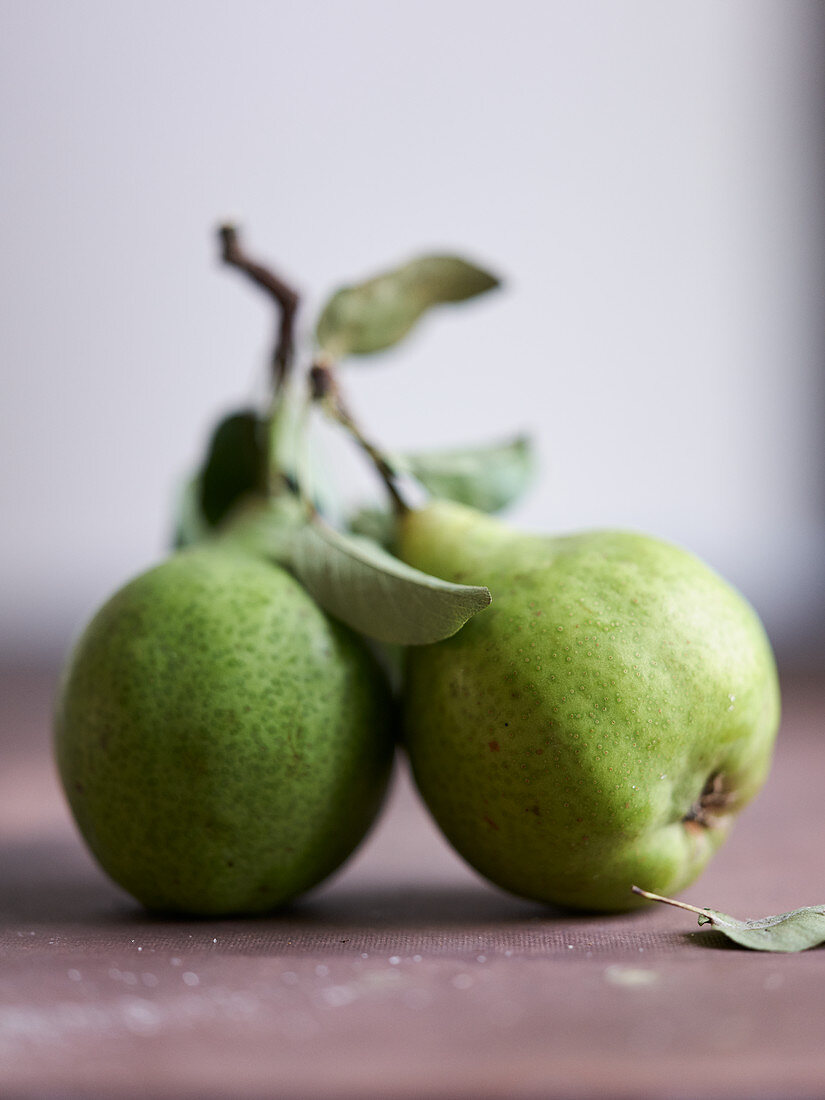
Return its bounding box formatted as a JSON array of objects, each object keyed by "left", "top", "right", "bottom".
[
  {"left": 309, "top": 362, "right": 408, "bottom": 515},
  {"left": 218, "top": 224, "right": 300, "bottom": 389}
]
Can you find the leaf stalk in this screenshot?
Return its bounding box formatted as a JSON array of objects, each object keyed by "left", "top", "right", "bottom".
[
  {"left": 309, "top": 362, "right": 409, "bottom": 515},
  {"left": 631, "top": 885, "right": 710, "bottom": 917}
]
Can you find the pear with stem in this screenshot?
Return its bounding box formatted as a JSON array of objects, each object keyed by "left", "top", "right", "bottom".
[
  {"left": 305, "top": 252, "right": 781, "bottom": 915},
  {"left": 55, "top": 230, "right": 396, "bottom": 915}
]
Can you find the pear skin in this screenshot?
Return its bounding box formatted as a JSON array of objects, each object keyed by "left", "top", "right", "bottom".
[
  {"left": 55, "top": 544, "right": 394, "bottom": 915},
  {"left": 399, "top": 501, "right": 780, "bottom": 912}
]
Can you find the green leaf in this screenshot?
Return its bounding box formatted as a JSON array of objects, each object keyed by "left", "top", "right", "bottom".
[
  {"left": 289, "top": 517, "right": 491, "bottom": 645},
  {"left": 217, "top": 493, "right": 308, "bottom": 563},
  {"left": 348, "top": 507, "right": 396, "bottom": 549},
  {"left": 169, "top": 408, "right": 266, "bottom": 552},
  {"left": 392, "top": 435, "right": 534, "bottom": 514},
  {"left": 173, "top": 391, "right": 342, "bottom": 552},
  {"left": 269, "top": 384, "right": 345, "bottom": 521},
  {"left": 695, "top": 907, "right": 825, "bottom": 952},
  {"left": 267, "top": 383, "right": 304, "bottom": 489},
  {"left": 632, "top": 887, "right": 825, "bottom": 952},
  {"left": 171, "top": 475, "right": 211, "bottom": 550},
  {"left": 199, "top": 409, "right": 266, "bottom": 528},
  {"left": 316, "top": 254, "right": 500, "bottom": 358}
]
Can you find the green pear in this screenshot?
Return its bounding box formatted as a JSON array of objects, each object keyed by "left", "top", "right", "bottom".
[
  {"left": 398, "top": 500, "right": 780, "bottom": 912},
  {"left": 55, "top": 541, "right": 394, "bottom": 916}
]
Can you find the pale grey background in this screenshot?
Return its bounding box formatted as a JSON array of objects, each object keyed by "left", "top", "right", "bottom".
[{"left": 1, "top": 0, "right": 823, "bottom": 666}]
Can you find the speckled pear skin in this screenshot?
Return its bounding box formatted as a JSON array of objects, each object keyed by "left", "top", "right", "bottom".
[
  {"left": 399, "top": 501, "right": 780, "bottom": 913},
  {"left": 55, "top": 544, "right": 394, "bottom": 916}
]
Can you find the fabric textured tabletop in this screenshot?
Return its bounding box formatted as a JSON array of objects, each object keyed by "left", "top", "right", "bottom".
[{"left": 1, "top": 670, "right": 823, "bottom": 1099}]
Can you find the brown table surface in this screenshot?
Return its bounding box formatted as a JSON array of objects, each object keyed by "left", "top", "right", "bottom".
[{"left": 1, "top": 669, "right": 824, "bottom": 1099}]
